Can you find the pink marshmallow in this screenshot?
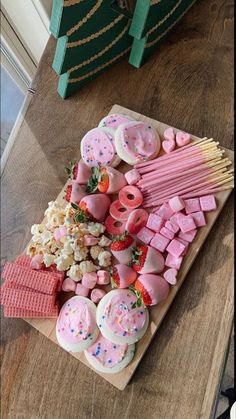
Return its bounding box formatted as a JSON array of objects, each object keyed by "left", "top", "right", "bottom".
[
  {"left": 90, "top": 288, "right": 106, "bottom": 304},
  {"left": 97, "top": 270, "right": 110, "bottom": 285},
  {"left": 150, "top": 233, "right": 170, "bottom": 253},
  {"left": 137, "top": 227, "right": 155, "bottom": 244},
  {"left": 184, "top": 198, "right": 201, "bottom": 214},
  {"left": 62, "top": 277, "right": 76, "bottom": 292},
  {"left": 83, "top": 235, "right": 99, "bottom": 246},
  {"left": 30, "top": 254, "right": 44, "bottom": 270},
  {"left": 176, "top": 237, "right": 189, "bottom": 255},
  {"left": 178, "top": 215, "right": 196, "bottom": 233},
  {"left": 147, "top": 213, "right": 165, "bottom": 233},
  {"left": 155, "top": 202, "right": 175, "bottom": 220},
  {"left": 160, "top": 227, "right": 175, "bottom": 240},
  {"left": 163, "top": 268, "right": 178, "bottom": 285},
  {"left": 170, "top": 212, "right": 185, "bottom": 227},
  {"left": 124, "top": 169, "right": 141, "bottom": 185},
  {"left": 191, "top": 211, "right": 206, "bottom": 227},
  {"left": 165, "top": 220, "right": 179, "bottom": 234},
  {"left": 178, "top": 229, "right": 197, "bottom": 243},
  {"left": 167, "top": 238, "right": 186, "bottom": 258},
  {"left": 75, "top": 283, "right": 89, "bottom": 297},
  {"left": 82, "top": 272, "right": 97, "bottom": 289},
  {"left": 200, "top": 195, "right": 217, "bottom": 211},
  {"left": 54, "top": 226, "right": 67, "bottom": 242},
  {"left": 169, "top": 196, "right": 185, "bottom": 212},
  {"left": 165, "top": 253, "right": 183, "bottom": 270}
]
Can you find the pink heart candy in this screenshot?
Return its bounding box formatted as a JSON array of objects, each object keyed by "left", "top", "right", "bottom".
[
  {"left": 162, "top": 139, "right": 175, "bottom": 154},
  {"left": 163, "top": 268, "right": 178, "bottom": 285},
  {"left": 163, "top": 127, "right": 175, "bottom": 142},
  {"left": 176, "top": 131, "right": 191, "bottom": 147}
]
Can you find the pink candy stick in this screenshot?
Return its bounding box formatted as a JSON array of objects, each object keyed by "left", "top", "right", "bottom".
[{"left": 180, "top": 187, "right": 230, "bottom": 199}]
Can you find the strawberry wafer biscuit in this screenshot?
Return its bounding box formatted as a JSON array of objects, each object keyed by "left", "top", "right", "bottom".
[
  {"left": 1, "top": 288, "right": 56, "bottom": 312},
  {"left": 2, "top": 262, "right": 59, "bottom": 295},
  {"left": 4, "top": 305, "right": 59, "bottom": 318},
  {"left": 16, "top": 255, "right": 64, "bottom": 282}
]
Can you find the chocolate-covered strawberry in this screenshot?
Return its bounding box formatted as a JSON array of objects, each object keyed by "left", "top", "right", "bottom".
[
  {"left": 65, "top": 183, "right": 86, "bottom": 204},
  {"left": 131, "top": 274, "right": 170, "bottom": 306},
  {"left": 130, "top": 245, "right": 164, "bottom": 274},
  {"left": 109, "top": 264, "right": 137, "bottom": 289},
  {"left": 110, "top": 233, "right": 135, "bottom": 265},
  {"left": 71, "top": 194, "right": 111, "bottom": 222},
  {"left": 65, "top": 161, "right": 91, "bottom": 184},
  {"left": 86, "top": 166, "right": 127, "bottom": 194}
]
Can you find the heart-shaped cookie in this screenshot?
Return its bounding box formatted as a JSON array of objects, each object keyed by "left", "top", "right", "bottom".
[
  {"left": 163, "top": 127, "right": 175, "bottom": 142},
  {"left": 176, "top": 131, "right": 191, "bottom": 147},
  {"left": 162, "top": 139, "right": 175, "bottom": 154}
]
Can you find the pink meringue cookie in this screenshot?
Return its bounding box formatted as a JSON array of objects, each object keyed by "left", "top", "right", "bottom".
[
  {"left": 90, "top": 288, "right": 106, "bottom": 304},
  {"left": 30, "top": 254, "right": 44, "bottom": 270},
  {"left": 62, "top": 277, "right": 76, "bottom": 292},
  {"left": 79, "top": 194, "right": 111, "bottom": 222}
]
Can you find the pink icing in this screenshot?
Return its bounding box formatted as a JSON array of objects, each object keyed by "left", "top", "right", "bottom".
[
  {"left": 81, "top": 128, "right": 115, "bottom": 167},
  {"left": 103, "top": 290, "right": 147, "bottom": 337},
  {"left": 56, "top": 298, "right": 96, "bottom": 344},
  {"left": 87, "top": 334, "right": 128, "bottom": 368},
  {"left": 120, "top": 122, "right": 159, "bottom": 162},
  {"left": 100, "top": 114, "right": 132, "bottom": 130}
]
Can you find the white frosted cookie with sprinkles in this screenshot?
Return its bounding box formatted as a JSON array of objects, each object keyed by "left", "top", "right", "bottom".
[
  {"left": 96, "top": 289, "right": 149, "bottom": 345},
  {"left": 98, "top": 113, "right": 134, "bottom": 131},
  {"left": 56, "top": 296, "right": 99, "bottom": 353},
  {"left": 81, "top": 127, "right": 120, "bottom": 168},
  {"left": 84, "top": 333, "right": 135, "bottom": 374}
]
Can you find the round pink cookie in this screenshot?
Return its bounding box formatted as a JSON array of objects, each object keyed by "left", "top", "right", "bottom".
[
  {"left": 81, "top": 128, "right": 116, "bottom": 167},
  {"left": 109, "top": 200, "right": 132, "bottom": 221},
  {"left": 119, "top": 186, "right": 143, "bottom": 209},
  {"left": 96, "top": 289, "right": 149, "bottom": 344},
  {"left": 98, "top": 113, "right": 134, "bottom": 130},
  {"left": 56, "top": 296, "right": 99, "bottom": 352},
  {"left": 115, "top": 121, "right": 160, "bottom": 165}
]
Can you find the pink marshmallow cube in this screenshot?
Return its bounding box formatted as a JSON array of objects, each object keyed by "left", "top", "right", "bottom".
[
  {"left": 184, "top": 198, "right": 201, "bottom": 214},
  {"left": 169, "top": 212, "right": 185, "bottom": 227},
  {"left": 200, "top": 195, "right": 217, "bottom": 211},
  {"left": 83, "top": 235, "right": 99, "bottom": 246},
  {"left": 163, "top": 268, "right": 178, "bottom": 285},
  {"left": 147, "top": 213, "right": 165, "bottom": 233},
  {"left": 90, "top": 288, "right": 106, "bottom": 304},
  {"left": 62, "top": 277, "right": 76, "bottom": 292},
  {"left": 178, "top": 229, "right": 197, "bottom": 243},
  {"left": 75, "top": 283, "right": 89, "bottom": 297},
  {"left": 150, "top": 233, "right": 170, "bottom": 253},
  {"left": 137, "top": 227, "right": 155, "bottom": 244},
  {"left": 178, "top": 214, "right": 196, "bottom": 233},
  {"left": 191, "top": 211, "right": 206, "bottom": 227},
  {"left": 176, "top": 238, "right": 189, "bottom": 255},
  {"left": 165, "top": 220, "right": 179, "bottom": 234},
  {"left": 166, "top": 238, "right": 186, "bottom": 258},
  {"left": 169, "top": 196, "right": 185, "bottom": 212},
  {"left": 165, "top": 253, "right": 183, "bottom": 270},
  {"left": 82, "top": 272, "right": 97, "bottom": 289},
  {"left": 97, "top": 270, "right": 110, "bottom": 285},
  {"left": 155, "top": 203, "right": 175, "bottom": 220},
  {"left": 125, "top": 169, "right": 141, "bottom": 185},
  {"left": 160, "top": 226, "right": 175, "bottom": 240}
]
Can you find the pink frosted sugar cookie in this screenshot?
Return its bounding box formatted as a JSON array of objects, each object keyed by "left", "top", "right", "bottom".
[
  {"left": 115, "top": 121, "right": 160, "bottom": 165},
  {"left": 81, "top": 127, "right": 120, "bottom": 168},
  {"left": 56, "top": 296, "right": 99, "bottom": 352},
  {"left": 84, "top": 333, "right": 135, "bottom": 373},
  {"left": 96, "top": 289, "right": 149, "bottom": 344},
  {"left": 98, "top": 113, "right": 134, "bottom": 130}
]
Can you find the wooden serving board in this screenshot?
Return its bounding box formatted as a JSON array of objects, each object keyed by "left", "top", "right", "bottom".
[{"left": 24, "top": 105, "right": 234, "bottom": 390}]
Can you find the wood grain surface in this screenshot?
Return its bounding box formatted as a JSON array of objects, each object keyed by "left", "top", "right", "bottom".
[{"left": 1, "top": 0, "right": 234, "bottom": 417}]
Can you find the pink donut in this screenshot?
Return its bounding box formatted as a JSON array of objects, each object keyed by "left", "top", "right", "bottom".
[
  {"left": 126, "top": 209, "right": 149, "bottom": 234},
  {"left": 105, "top": 215, "right": 126, "bottom": 236},
  {"left": 119, "top": 186, "right": 143, "bottom": 209},
  {"left": 109, "top": 200, "right": 133, "bottom": 221},
  {"left": 81, "top": 128, "right": 115, "bottom": 167}
]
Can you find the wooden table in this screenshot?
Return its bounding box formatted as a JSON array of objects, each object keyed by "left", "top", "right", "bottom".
[{"left": 1, "top": 1, "right": 234, "bottom": 418}]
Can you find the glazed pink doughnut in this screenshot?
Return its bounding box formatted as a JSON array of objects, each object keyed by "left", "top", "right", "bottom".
[
  {"left": 119, "top": 186, "right": 143, "bottom": 209},
  {"left": 126, "top": 209, "right": 149, "bottom": 234},
  {"left": 105, "top": 215, "right": 126, "bottom": 236},
  {"left": 81, "top": 127, "right": 115, "bottom": 167},
  {"left": 109, "top": 200, "right": 132, "bottom": 221}
]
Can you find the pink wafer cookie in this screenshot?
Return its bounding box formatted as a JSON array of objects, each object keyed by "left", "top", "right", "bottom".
[
  {"left": 4, "top": 305, "right": 59, "bottom": 318},
  {"left": 1, "top": 288, "right": 56, "bottom": 312},
  {"left": 16, "top": 255, "right": 64, "bottom": 281},
  {"left": 2, "top": 262, "right": 59, "bottom": 295}
]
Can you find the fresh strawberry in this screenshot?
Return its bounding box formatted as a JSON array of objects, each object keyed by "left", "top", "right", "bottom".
[
  {"left": 130, "top": 245, "right": 148, "bottom": 272},
  {"left": 110, "top": 233, "right": 134, "bottom": 252},
  {"left": 134, "top": 279, "right": 152, "bottom": 305}
]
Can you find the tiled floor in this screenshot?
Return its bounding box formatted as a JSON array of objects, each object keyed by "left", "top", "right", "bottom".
[{"left": 1, "top": 65, "right": 25, "bottom": 157}]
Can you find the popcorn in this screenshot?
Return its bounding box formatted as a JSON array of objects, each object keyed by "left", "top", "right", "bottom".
[
  {"left": 90, "top": 245, "right": 103, "bottom": 260},
  {"left": 88, "top": 222, "right": 106, "bottom": 237},
  {"left": 31, "top": 234, "right": 43, "bottom": 244},
  {"left": 43, "top": 253, "right": 55, "bottom": 267},
  {"left": 79, "top": 261, "right": 99, "bottom": 275},
  {"left": 67, "top": 264, "right": 83, "bottom": 282},
  {"left": 78, "top": 223, "right": 89, "bottom": 235},
  {"left": 41, "top": 231, "right": 53, "bottom": 245},
  {"left": 54, "top": 254, "right": 74, "bottom": 271},
  {"left": 26, "top": 243, "right": 38, "bottom": 257},
  {"left": 31, "top": 224, "right": 45, "bottom": 235},
  {"left": 74, "top": 246, "right": 89, "bottom": 262},
  {"left": 98, "top": 251, "right": 112, "bottom": 267},
  {"left": 61, "top": 241, "right": 74, "bottom": 256},
  {"left": 98, "top": 235, "right": 112, "bottom": 247},
  {"left": 47, "top": 213, "right": 65, "bottom": 228}
]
